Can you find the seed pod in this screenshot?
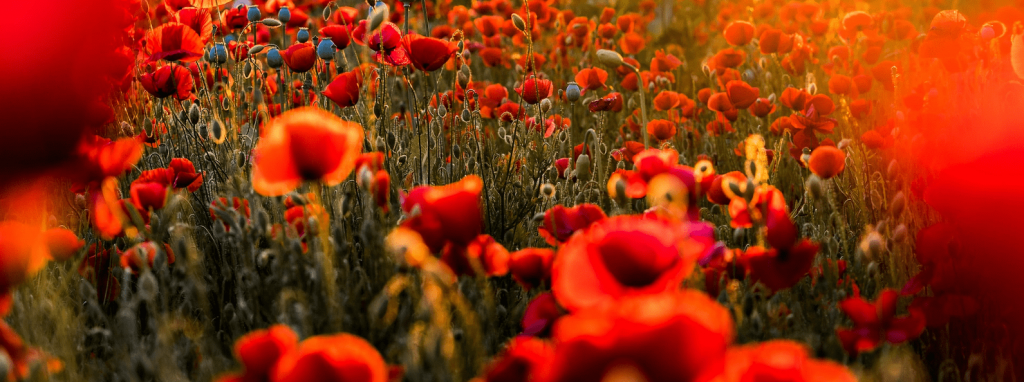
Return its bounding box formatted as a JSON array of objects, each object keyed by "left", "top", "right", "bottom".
[
  {"left": 242, "top": 60, "right": 254, "bottom": 78},
  {"left": 247, "top": 5, "right": 261, "bottom": 22},
  {"left": 277, "top": 6, "right": 291, "bottom": 23},
  {"left": 317, "top": 38, "right": 336, "bottom": 60},
  {"left": 297, "top": 28, "right": 310, "bottom": 43},
  {"left": 565, "top": 82, "right": 581, "bottom": 103}
]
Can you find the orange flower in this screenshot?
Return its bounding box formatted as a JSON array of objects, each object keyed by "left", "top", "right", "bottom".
[
  {"left": 574, "top": 67, "right": 608, "bottom": 91},
  {"left": 442, "top": 234, "right": 510, "bottom": 277},
  {"left": 716, "top": 341, "right": 856, "bottom": 382},
  {"left": 401, "top": 175, "right": 484, "bottom": 252},
  {"left": 0, "top": 222, "right": 51, "bottom": 295},
  {"left": 537, "top": 204, "right": 607, "bottom": 246},
  {"left": 780, "top": 87, "right": 809, "bottom": 110},
  {"left": 828, "top": 74, "right": 854, "bottom": 95},
  {"left": 619, "top": 32, "right": 646, "bottom": 54},
  {"left": 707, "top": 92, "right": 735, "bottom": 113},
  {"left": 271, "top": 333, "right": 388, "bottom": 382},
  {"left": 808, "top": 146, "right": 846, "bottom": 179},
  {"left": 251, "top": 107, "right": 364, "bottom": 196},
  {"left": 748, "top": 98, "right": 776, "bottom": 117},
  {"left": 723, "top": 21, "right": 755, "bottom": 46},
  {"left": 725, "top": 80, "right": 759, "bottom": 109},
  {"left": 144, "top": 22, "right": 204, "bottom": 62},
  {"left": 646, "top": 119, "right": 677, "bottom": 141},
  {"left": 551, "top": 215, "right": 711, "bottom": 312},
  {"left": 653, "top": 90, "right": 681, "bottom": 111},
  {"left": 543, "top": 291, "right": 734, "bottom": 382}
]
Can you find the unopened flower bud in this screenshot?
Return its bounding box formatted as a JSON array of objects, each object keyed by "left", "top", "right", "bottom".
[
  {"left": 575, "top": 154, "right": 592, "bottom": 182},
  {"left": 596, "top": 49, "right": 625, "bottom": 68},
  {"left": 893, "top": 224, "right": 908, "bottom": 242},
  {"left": 511, "top": 14, "right": 527, "bottom": 32},
  {"left": 540, "top": 98, "right": 552, "bottom": 113},
  {"left": 806, "top": 174, "right": 823, "bottom": 200},
  {"left": 890, "top": 191, "right": 906, "bottom": 217}
]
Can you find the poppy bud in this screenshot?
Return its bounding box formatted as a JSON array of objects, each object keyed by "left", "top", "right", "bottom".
[
  {"left": 188, "top": 103, "right": 201, "bottom": 124},
  {"left": 806, "top": 175, "right": 823, "bottom": 200},
  {"left": 460, "top": 109, "right": 471, "bottom": 122},
  {"left": 887, "top": 159, "right": 899, "bottom": 180},
  {"left": 893, "top": 224, "right": 908, "bottom": 242},
  {"left": 890, "top": 191, "right": 906, "bottom": 216},
  {"left": 457, "top": 71, "right": 470, "bottom": 88},
  {"left": 511, "top": 14, "right": 527, "bottom": 33},
  {"left": 540, "top": 98, "right": 552, "bottom": 113},
  {"left": 317, "top": 38, "right": 336, "bottom": 60},
  {"left": 368, "top": 4, "right": 389, "bottom": 32},
  {"left": 565, "top": 82, "right": 581, "bottom": 103},
  {"left": 540, "top": 183, "right": 556, "bottom": 198},
  {"left": 437, "top": 104, "right": 447, "bottom": 117},
  {"left": 297, "top": 28, "right": 310, "bottom": 43},
  {"left": 596, "top": 49, "right": 625, "bottom": 68},
  {"left": 278, "top": 6, "right": 291, "bottom": 23},
  {"left": 247, "top": 5, "right": 261, "bottom": 22},
  {"left": 575, "top": 154, "right": 591, "bottom": 182},
  {"left": 858, "top": 231, "right": 884, "bottom": 262}
]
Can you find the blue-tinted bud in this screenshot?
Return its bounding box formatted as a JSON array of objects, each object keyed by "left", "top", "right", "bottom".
[
  {"left": 266, "top": 48, "right": 283, "bottom": 68},
  {"left": 246, "top": 6, "right": 260, "bottom": 23},
  {"left": 317, "top": 38, "right": 336, "bottom": 60},
  {"left": 277, "top": 6, "right": 291, "bottom": 23},
  {"left": 296, "top": 28, "right": 310, "bottom": 43}
]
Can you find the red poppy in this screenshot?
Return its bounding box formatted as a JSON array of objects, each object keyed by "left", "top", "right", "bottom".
[
  {"left": 281, "top": 43, "right": 317, "bottom": 72},
  {"left": 748, "top": 98, "right": 776, "bottom": 117},
  {"left": 251, "top": 107, "right": 365, "bottom": 196},
  {"left": 724, "top": 21, "right": 756, "bottom": 46},
  {"left": 169, "top": 158, "right": 204, "bottom": 191},
  {"left": 480, "top": 337, "right": 553, "bottom": 382},
  {"left": 401, "top": 175, "right": 483, "bottom": 252},
  {"left": 551, "top": 215, "right": 711, "bottom": 312},
  {"left": 653, "top": 91, "right": 681, "bottom": 111},
  {"left": 0, "top": 222, "right": 53, "bottom": 297},
  {"left": 542, "top": 291, "right": 733, "bottom": 382},
  {"left": 588, "top": 92, "right": 624, "bottom": 112},
  {"left": 323, "top": 70, "right": 363, "bottom": 108},
  {"left": 175, "top": 7, "right": 213, "bottom": 43},
  {"left": 619, "top": 32, "right": 646, "bottom": 54},
  {"left": 521, "top": 292, "right": 564, "bottom": 338},
  {"left": 707, "top": 92, "right": 735, "bottom": 113},
  {"left": 516, "top": 76, "right": 553, "bottom": 105},
  {"left": 646, "top": 119, "right": 677, "bottom": 141},
  {"left": 717, "top": 341, "right": 857, "bottom": 382},
  {"left": 780, "top": 87, "right": 808, "bottom": 111},
  {"left": 741, "top": 240, "right": 818, "bottom": 292},
  {"left": 537, "top": 204, "right": 607, "bottom": 246},
  {"left": 806, "top": 95, "right": 835, "bottom": 116},
  {"left": 319, "top": 25, "right": 352, "bottom": 50},
  {"left": 404, "top": 33, "right": 457, "bottom": 72},
  {"left": 842, "top": 11, "right": 874, "bottom": 32},
  {"left": 650, "top": 50, "right": 682, "bottom": 73},
  {"left": 223, "top": 324, "right": 299, "bottom": 382},
  {"left": 271, "top": 333, "right": 389, "bottom": 382},
  {"left": 707, "top": 171, "right": 746, "bottom": 205},
  {"left": 510, "top": 248, "right": 554, "bottom": 290},
  {"left": 144, "top": 22, "right": 204, "bottom": 62},
  {"left": 129, "top": 181, "right": 168, "bottom": 212},
  {"left": 441, "top": 234, "right": 509, "bottom": 277},
  {"left": 836, "top": 289, "right": 925, "bottom": 355},
  {"left": 725, "top": 80, "right": 759, "bottom": 109},
  {"left": 808, "top": 146, "right": 846, "bottom": 179},
  {"left": 140, "top": 64, "right": 194, "bottom": 100},
  {"left": 574, "top": 68, "right": 608, "bottom": 91},
  {"left": 119, "top": 241, "right": 175, "bottom": 273}
]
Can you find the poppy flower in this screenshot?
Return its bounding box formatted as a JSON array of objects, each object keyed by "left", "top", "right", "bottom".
[
  {"left": 707, "top": 92, "right": 735, "bottom": 113},
  {"left": 480, "top": 337, "right": 554, "bottom": 382},
  {"left": 516, "top": 77, "right": 553, "bottom": 105},
  {"left": 910, "top": 294, "right": 979, "bottom": 328},
  {"left": 404, "top": 34, "right": 457, "bottom": 72},
  {"left": 551, "top": 215, "right": 711, "bottom": 312},
  {"left": 251, "top": 107, "right": 364, "bottom": 196},
  {"left": 717, "top": 341, "right": 857, "bottom": 382},
  {"left": 510, "top": 248, "right": 554, "bottom": 289},
  {"left": 574, "top": 67, "right": 608, "bottom": 91},
  {"left": 169, "top": 158, "right": 203, "bottom": 191},
  {"left": 646, "top": 119, "right": 677, "bottom": 141},
  {"left": 653, "top": 91, "right": 681, "bottom": 111},
  {"left": 759, "top": 28, "right": 795, "bottom": 54},
  {"left": 836, "top": 289, "right": 925, "bottom": 355},
  {"left": 221, "top": 324, "right": 299, "bottom": 382},
  {"left": 542, "top": 291, "right": 733, "bottom": 382},
  {"left": 368, "top": 23, "right": 411, "bottom": 66},
  {"left": 780, "top": 87, "right": 808, "bottom": 111},
  {"left": 129, "top": 181, "right": 168, "bottom": 212},
  {"left": 271, "top": 333, "right": 389, "bottom": 382},
  {"left": 537, "top": 204, "right": 607, "bottom": 246},
  {"left": 725, "top": 80, "right": 759, "bottom": 109},
  {"left": 724, "top": 21, "right": 756, "bottom": 46},
  {"left": 441, "top": 234, "right": 510, "bottom": 277},
  {"left": 842, "top": 11, "right": 874, "bottom": 32},
  {"left": 0, "top": 222, "right": 52, "bottom": 295},
  {"left": 588, "top": 92, "right": 624, "bottom": 112},
  {"left": 144, "top": 22, "right": 204, "bottom": 62},
  {"left": 521, "top": 292, "right": 564, "bottom": 338},
  {"left": 619, "top": 32, "right": 646, "bottom": 54},
  {"left": 707, "top": 171, "right": 746, "bottom": 205},
  {"left": 119, "top": 241, "right": 175, "bottom": 273},
  {"left": 323, "top": 70, "right": 363, "bottom": 108},
  {"left": 741, "top": 240, "right": 818, "bottom": 292},
  {"left": 140, "top": 64, "right": 194, "bottom": 100},
  {"left": 748, "top": 98, "right": 776, "bottom": 117},
  {"left": 807, "top": 146, "right": 846, "bottom": 179},
  {"left": 281, "top": 43, "right": 317, "bottom": 72},
  {"left": 401, "top": 175, "right": 483, "bottom": 253},
  {"left": 318, "top": 25, "right": 352, "bottom": 50},
  {"left": 175, "top": 7, "right": 213, "bottom": 43},
  {"left": 828, "top": 75, "right": 854, "bottom": 95}
]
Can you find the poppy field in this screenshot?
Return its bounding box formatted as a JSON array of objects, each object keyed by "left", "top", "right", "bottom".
[{"left": 3, "top": 0, "right": 1024, "bottom": 380}]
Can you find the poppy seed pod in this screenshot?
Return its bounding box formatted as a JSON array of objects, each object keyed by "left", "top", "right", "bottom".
[
  {"left": 297, "top": 28, "right": 310, "bottom": 43},
  {"left": 278, "top": 6, "right": 291, "bottom": 23},
  {"left": 566, "top": 82, "right": 581, "bottom": 103},
  {"left": 208, "top": 43, "right": 228, "bottom": 64},
  {"left": 596, "top": 49, "right": 625, "bottom": 68},
  {"left": 246, "top": 6, "right": 260, "bottom": 22},
  {"left": 266, "top": 48, "right": 283, "bottom": 68},
  {"left": 316, "top": 38, "right": 336, "bottom": 60}
]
